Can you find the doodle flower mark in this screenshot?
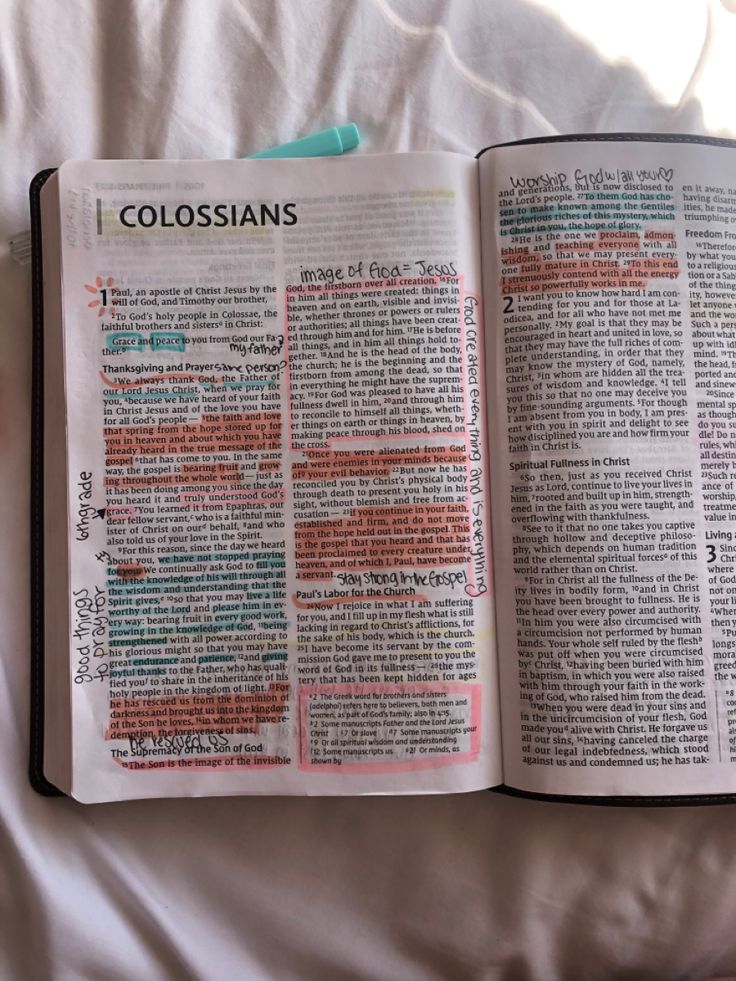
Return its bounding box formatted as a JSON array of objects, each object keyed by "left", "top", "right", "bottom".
[{"left": 84, "top": 276, "right": 119, "bottom": 317}]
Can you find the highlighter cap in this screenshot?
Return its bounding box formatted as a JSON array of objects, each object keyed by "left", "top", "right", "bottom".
[{"left": 335, "top": 123, "right": 360, "bottom": 152}]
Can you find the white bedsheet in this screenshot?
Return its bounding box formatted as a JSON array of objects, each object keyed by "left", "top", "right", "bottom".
[{"left": 2, "top": 1, "right": 736, "bottom": 977}]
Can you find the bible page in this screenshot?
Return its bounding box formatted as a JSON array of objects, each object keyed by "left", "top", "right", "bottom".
[
  {"left": 481, "top": 136, "right": 736, "bottom": 798},
  {"left": 54, "top": 153, "right": 499, "bottom": 801}
]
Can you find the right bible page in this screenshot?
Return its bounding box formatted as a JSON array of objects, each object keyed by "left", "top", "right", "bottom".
[{"left": 480, "top": 135, "right": 736, "bottom": 799}]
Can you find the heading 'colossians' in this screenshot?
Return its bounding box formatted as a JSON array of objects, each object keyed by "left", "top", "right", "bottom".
[{"left": 118, "top": 202, "right": 297, "bottom": 228}]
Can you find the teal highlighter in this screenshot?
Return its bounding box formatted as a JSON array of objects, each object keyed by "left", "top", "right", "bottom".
[{"left": 247, "top": 123, "right": 361, "bottom": 159}]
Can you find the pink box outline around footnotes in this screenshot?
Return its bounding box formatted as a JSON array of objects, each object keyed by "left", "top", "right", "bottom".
[{"left": 298, "top": 681, "right": 481, "bottom": 773}]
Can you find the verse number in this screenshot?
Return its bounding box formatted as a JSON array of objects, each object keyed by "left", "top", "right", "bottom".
[{"left": 503, "top": 295, "right": 514, "bottom": 313}]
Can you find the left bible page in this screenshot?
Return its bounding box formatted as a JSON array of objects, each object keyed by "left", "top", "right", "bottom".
[{"left": 47, "top": 155, "right": 499, "bottom": 801}]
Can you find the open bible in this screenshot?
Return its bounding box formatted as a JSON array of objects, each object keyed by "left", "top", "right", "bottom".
[{"left": 31, "top": 134, "right": 736, "bottom": 803}]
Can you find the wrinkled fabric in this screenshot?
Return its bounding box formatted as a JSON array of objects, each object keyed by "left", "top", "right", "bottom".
[{"left": 1, "top": 1, "right": 735, "bottom": 978}]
